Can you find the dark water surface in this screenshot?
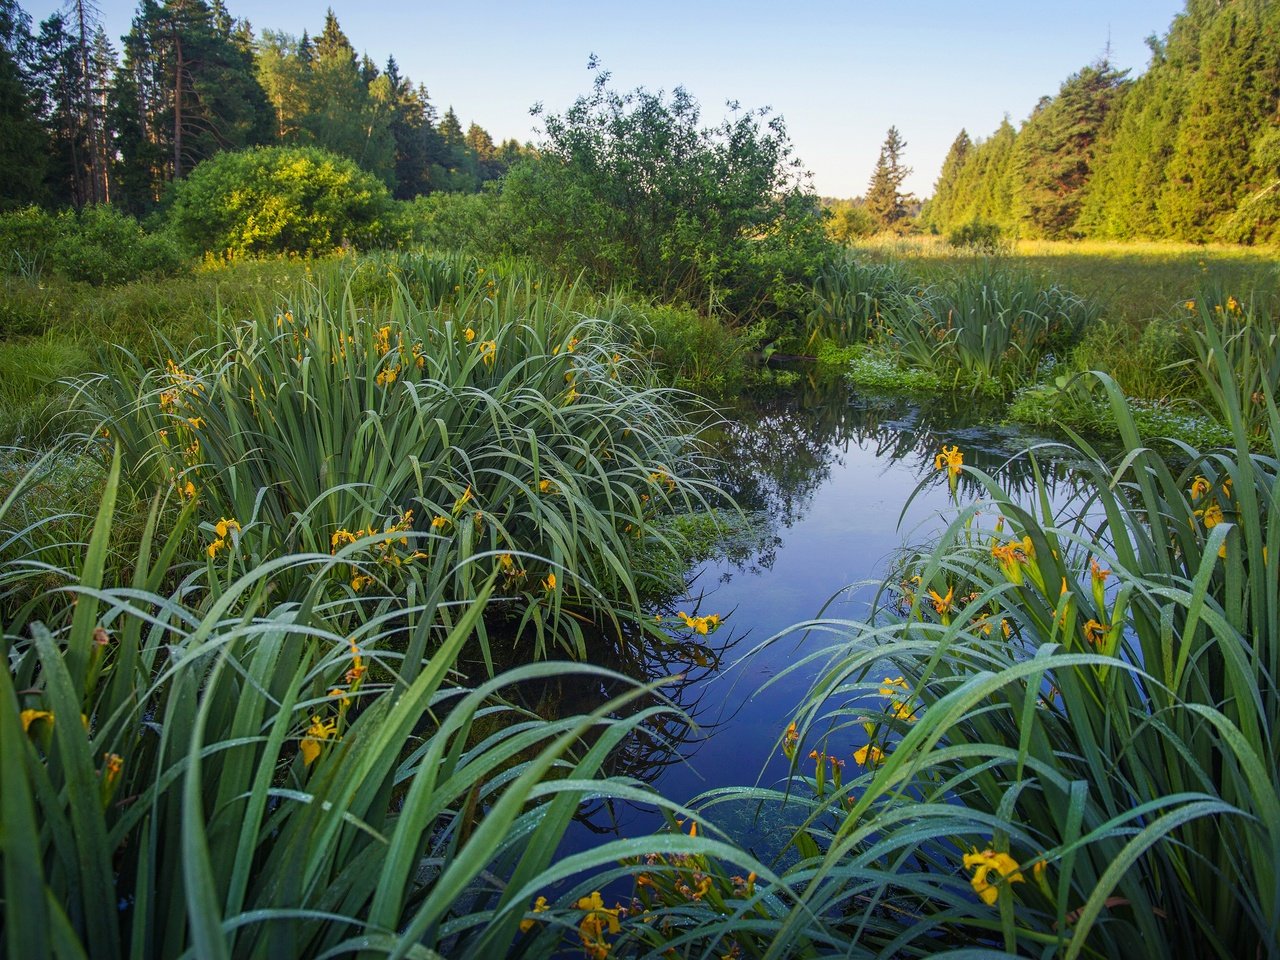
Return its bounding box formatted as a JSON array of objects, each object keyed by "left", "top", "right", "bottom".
[{"left": 556, "top": 372, "right": 1087, "bottom": 860}]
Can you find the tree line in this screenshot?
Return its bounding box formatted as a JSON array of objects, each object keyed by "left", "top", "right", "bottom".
[
  {"left": 924, "top": 0, "right": 1280, "bottom": 244},
  {"left": 0, "top": 0, "right": 527, "bottom": 216}
]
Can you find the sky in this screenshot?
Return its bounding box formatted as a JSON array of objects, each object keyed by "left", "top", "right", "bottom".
[{"left": 26, "top": 0, "right": 1188, "bottom": 198}]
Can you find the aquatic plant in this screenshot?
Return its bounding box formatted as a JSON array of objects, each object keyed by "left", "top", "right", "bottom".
[
  {"left": 1, "top": 452, "right": 769, "bottom": 959},
  {"left": 78, "top": 262, "right": 717, "bottom": 662}
]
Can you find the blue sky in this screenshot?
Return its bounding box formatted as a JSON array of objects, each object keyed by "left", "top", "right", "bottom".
[{"left": 27, "top": 0, "right": 1187, "bottom": 198}]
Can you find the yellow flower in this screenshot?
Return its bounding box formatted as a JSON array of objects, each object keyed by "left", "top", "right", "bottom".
[
  {"left": 963, "top": 847, "right": 1024, "bottom": 905},
  {"left": 538, "top": 478, "right": 556, "bottom": 494},
  {"left": 519, "top": 895, "right": 549, "bottom": 933},
  {"left": 575, "top": 891, "right": 622, "bottom": 960},
  {"left": 350, "top": 573, "right": 374, "bottom": 592},
  {"left": 781, "top": 721, "right": 799, "bottom": 759},
  {"left": 452, "top": 485, "right": 473, "bottom": 515},
  {"left": 1082, "top": 619, "right": 1109, "bottom": 647},
  {"left": 853, "top": 743, "right": 885, "bottom": 766},
  {"left": 933, "top": 444, "right": 963, "bottom": 478},
  {"left": 478, "top": 339, "right": 497, "bottom": 366},
  {"left": 101, "top": 752, "right": 124, "bottom": 791},
  {"left": 345, "top": 641, "right": 367, "bottom": 685},
  {"left": 215, "top": 517, "right": 241, "bottom": 539},
  {"left": 889, "top": 699, "right": 917, "bottom": 722},
  {"left": 431, "top": 515, "right": 449, "bottom": 530},
  {"left": 1197, "top": 503, "right": 1224, "bottom": 528},
  {"left": 21, "top": 709, "right": 53, "bottom": 734},
  {"left": 879, "top": 676, "right": 909, "bottom": 697},
  {"left": 542, "top": 572, "right": 557, "bottom": 592},
  {"left": 1089, "top": 557, "right": 1111, "bottom": 583},
  {"left": 928, "top": 584, "right": 954, "bottom": 617},
  {"left": 207, "top": 538, "right": 226, "bottom": 558},
  {"left": 1184, "top": 299, "right": 1196, "bottom": 311},
  {"left": 1190, "top": 475, "right": 1212, "bottom": 500},
  {"left": 463, "top": 327, "right": 476, "bottom": 343},
  {"left": 300, "top": 715, "right": 338, "bottom": 766}
]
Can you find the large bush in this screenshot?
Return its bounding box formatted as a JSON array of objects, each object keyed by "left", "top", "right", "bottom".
[
  {"left": 0, "top": 205, "right": 183, "bottom": 284},
  {"left": 500, "top": 66, "right": 831, "bottom": 323},
  {"left": 167, "top": 146, "right": 397, "bottom": 257}
]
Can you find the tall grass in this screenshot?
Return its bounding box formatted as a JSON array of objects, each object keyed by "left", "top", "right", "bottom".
[
  {"left": 2, "top": 451, "right": 769, "bottom": 959},
  {"left": 805, "top": 255, "right": 912, "bottom": 348},
  {"left": 76, "top": 261, "right": 718, "bottom": 662},
  {"left": 664, "top": 307, "right": 1278, "bottom": 956},
  {"left": 810, "top": 259, "right": 1097, "bottom": 394}
]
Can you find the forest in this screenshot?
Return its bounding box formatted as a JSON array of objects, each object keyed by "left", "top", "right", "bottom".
[{"left": 922, "top": 0, "right": 1280, "bottom": 243}]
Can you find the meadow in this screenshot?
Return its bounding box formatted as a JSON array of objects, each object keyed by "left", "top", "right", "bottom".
[{"left": 3, "top": 156, "right": 1280, "bottom": 960}]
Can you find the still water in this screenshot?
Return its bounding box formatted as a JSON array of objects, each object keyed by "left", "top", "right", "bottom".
[{"left": 557, "top": 372, "right": 1087, "bottom": 855}]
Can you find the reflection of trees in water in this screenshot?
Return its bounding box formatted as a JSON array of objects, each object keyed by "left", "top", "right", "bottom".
[
  {"left": 507, "top": 615, "right": 743, "bottom": 833},
  {"left": 705, "top": 368, "right": 1097, "bottom": 576}
]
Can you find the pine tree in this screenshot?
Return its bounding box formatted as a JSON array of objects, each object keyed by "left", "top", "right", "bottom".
[
  {"left": 865, "top": 125, "right": 911, "bottom": 229},
  {"left": 384, "top": 56, "right": 442, "bottom": 198},
  {"left": 923, "top": 128, "right": 971, "bottom": 230},
  {"left": 0, "top": 0, "right": 48, "bottom": 208},
  {"left": 111, "top": 0, "right": 271, "bottom": 211},
  {"left": 301, "top": 9, "right": 394, "bottom": 184},
  {"left": 1010, "top": 61, "right": 1127, "bottom": 239},
  {"left": 1161, "top": 1, "right": 1280, "bottom": 240}
]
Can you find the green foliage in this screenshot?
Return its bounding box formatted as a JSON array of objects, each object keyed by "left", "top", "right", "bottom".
[
  {"left": 823, "top": 199, "right": 876, "bottom": 244},
  {"left": 0, "top": 204, "right": 182, "bottom": 285},
  {"left": 394, "top": 189, "right": 505, "bottom": 253},
  {"left": 805, "top": 253, "right": 912, "bottom": 346},
  {"left": 947, "top": 218, "right": 1007, "bottom": 253},
  {"left": 499, "top": 65, "right": 829, "bottom": 323},
  {"left": 864, "top": 125, "right": 912, "bottom": 230},
  {"left": 622, "top": 299, "right": 753, "bottom": 394},
  {"left": 80, "top": 260, "right": 714, "bottom": 659},
  {"left": 111, "top": 0, "right": 273, "bottom": 214},
  {"left": 921, "top": 128, "right": 971, "bottom": 231},
  {"left": 0, "top": 0, "right": 47, "bottom": 209},
  {"left": 934, "top": 1, "right": 1280, "bottom": 244},
  {"left": 745, "top": 351, "right": 1280, "bottom": 956},
  {"left": 1010, "top": 61, "right": 1127, "bottom": 239},
  {"left": 1, "top": 453, "right": 743, "bottom": 959},
  {"left": 167, "top": 145, "right": 396, "bottom": 257}
]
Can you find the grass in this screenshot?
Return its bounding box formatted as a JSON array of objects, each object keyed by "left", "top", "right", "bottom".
[
  {"left": 2, "top": 451, "right": 768, "bottom": 959},
  {"left": 661, "top": 308, "right": 1280, "bottom": 957},
  {"left": 852, "top": 235, "right": 1280, "bottom": 325},
  {"left": 5, "top": 239, "right": 1280, "bottom": 958}
]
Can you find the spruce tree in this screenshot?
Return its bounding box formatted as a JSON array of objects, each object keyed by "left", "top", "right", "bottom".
[
  {"left": 1010, "top": 61, "right": 1127, "bottom": 239},
  {"left": 924, "top": 128, "right": 971, "bottom": 231},
  {"left": 865, "top": 125, "right": 911, "bottom": 229},
  {"left": 0, "top": 0, "right": 47, "bottom": 208}
]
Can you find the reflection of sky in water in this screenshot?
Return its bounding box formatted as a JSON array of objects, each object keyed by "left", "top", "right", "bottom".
[{"left": 558, "top": 377, "right": 1092, "bottom": 861}]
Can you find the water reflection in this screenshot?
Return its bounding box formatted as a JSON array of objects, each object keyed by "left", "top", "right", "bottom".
[
  {"left": 553, "top": 369, "right": 1102, "bottom": 852},
  {"left": 707, "top": 369, "right": 1088, "bottom": 579},
  {"left": 507, "top": 614, "right": 743, "bottom": 833}
]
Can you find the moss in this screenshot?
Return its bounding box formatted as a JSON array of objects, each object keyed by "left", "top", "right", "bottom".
[
  {"left": 843, "top": 345, "right": 944, "bottom": 393},
  {"left": 1007, "top": 382, "right": 1234, "bottom": 449}
]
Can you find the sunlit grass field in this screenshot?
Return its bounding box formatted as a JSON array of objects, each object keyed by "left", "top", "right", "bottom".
[{"left": 854, "top": 236, "right": 1280, "bottom": 324}]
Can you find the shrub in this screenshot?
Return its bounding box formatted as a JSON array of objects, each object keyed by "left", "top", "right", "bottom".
[
  {"left": 499, "top": 66, "right": 831, "bottom": 323},
  {"left": 167, "top": 146, "right": 397, "bottom": 258},
  {"left": 394, "top": 190, "right": 506, "bottom": 254},
  {"left": 0, "top": 205, "right": 183, "bottom": 285},
  {"left": 947, "top": 218, "right": 1008, "bottom": 253},
  {"left": 824, "top": 200, "right": 877, "bottom": 244}
]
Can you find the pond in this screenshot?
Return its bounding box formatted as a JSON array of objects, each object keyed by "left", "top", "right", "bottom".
[{"left": 553, "top": 371, "right": 1094, "bottom": 862}]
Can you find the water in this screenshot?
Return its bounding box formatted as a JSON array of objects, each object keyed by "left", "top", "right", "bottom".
[{"left": 555, "top": 372, "right": 1088, "bottom": 857}]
